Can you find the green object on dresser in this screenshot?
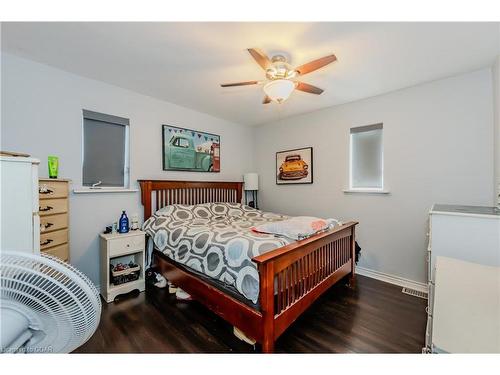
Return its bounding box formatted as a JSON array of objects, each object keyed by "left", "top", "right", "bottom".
[{"left": 48, "top": 156, "right": 59, "bottom": 179}]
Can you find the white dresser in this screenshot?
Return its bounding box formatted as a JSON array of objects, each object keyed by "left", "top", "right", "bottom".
[
  {"left": 0, "top": 156, "right": 40, "bottom": 254},
  {"left": 425, "top": 204, "right": 500, "bottom": 352}
]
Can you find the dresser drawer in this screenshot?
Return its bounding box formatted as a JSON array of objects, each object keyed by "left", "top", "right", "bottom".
[
  {"left": 39, "top": 198, "right": 68, "bottom": 216},
  {"left": 40, "top": 213, "right": 68, "bottom": 233},
  {"left": 39, "top": 180, "right": 68, "bottom": 199},
  {"left": 42, "top": 243, "right": 69, "bottom": 261},
  {"left": 40, "top": 228, "right": 68, "bottom": 250},
  {"left": 109, "top": 234, "right": 145, "bottom": 257}
]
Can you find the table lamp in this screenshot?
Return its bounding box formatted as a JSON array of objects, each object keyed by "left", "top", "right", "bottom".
[{"left": 243, "top": 173, "right": 259, "bottom": 209}]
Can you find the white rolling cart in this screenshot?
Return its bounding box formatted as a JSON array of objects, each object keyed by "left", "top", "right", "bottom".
[{"left": 99, "top": 230, "right": 146, "bottom": 303}]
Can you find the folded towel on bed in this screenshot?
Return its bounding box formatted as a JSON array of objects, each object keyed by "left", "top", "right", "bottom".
[{"left": 251, "top": 216, "right": 341, "bottom": 240}]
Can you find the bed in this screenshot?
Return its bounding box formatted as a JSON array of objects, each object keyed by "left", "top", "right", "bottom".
[{"left": 139, "top": 179, "right": 358, "bottom": 353}]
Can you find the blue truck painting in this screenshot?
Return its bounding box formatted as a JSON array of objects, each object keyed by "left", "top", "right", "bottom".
[{"left": 162, "top": 125, "right": 220, "bottom": 172}]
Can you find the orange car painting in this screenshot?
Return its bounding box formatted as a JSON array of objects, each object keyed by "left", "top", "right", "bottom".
[
  {"left": 278, "top": 154, "right": 309, "bottom": 180},
  {"left": 276, "top": 147, "right": 313, "bottom": 184}
]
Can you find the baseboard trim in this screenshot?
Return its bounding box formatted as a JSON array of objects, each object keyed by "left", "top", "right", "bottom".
[{"left": 356, "top": 266, "right": 428, "bottom": 293}]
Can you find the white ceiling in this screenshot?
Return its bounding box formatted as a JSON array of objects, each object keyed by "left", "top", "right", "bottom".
[{"left": 2, "top": 22, "right": 499, "bottom": 126}]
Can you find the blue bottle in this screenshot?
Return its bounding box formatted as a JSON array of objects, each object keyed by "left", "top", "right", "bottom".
[{"left": 119, "top": 210, "right": 129, "bottom": 233}]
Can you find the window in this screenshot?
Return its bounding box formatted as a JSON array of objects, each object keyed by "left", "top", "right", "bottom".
[
  {"left": 82, "top": 110, "right": 129, "bottom": 188},
  {"left": 173, "top": 137, "right": 190, "bottom": 148},
  {"left": 349, "top": 123, "right": 383, "bottom": 190}
]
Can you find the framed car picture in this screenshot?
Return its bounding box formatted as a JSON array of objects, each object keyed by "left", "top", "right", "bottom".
[
  {"left": 276, "top": 147, "right": 313, "bottom": 185},
  {"left": 162, "top": 125, "right": 220, "bottom": 172}
]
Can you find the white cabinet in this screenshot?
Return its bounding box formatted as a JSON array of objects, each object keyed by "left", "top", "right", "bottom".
[
  {"left": 99, "top": 231, "right": 146, "bottom": 303},
  {"left": 0, "top": 156, "right": 40, "bottom": 254},
  {"left": 425, "top": 204, "right": 500, "bottom": 352}
]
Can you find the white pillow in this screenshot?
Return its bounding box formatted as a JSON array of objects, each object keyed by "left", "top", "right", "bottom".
[{"left": 251, "top": 216, "right": 341, "bottom": 240}]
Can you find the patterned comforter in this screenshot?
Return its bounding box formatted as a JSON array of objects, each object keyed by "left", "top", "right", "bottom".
[{"left": 143, "top": 203, "right": 292, "bottom": 304}]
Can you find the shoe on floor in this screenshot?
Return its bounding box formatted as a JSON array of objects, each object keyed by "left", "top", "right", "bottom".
[
  {"left": 175, "top": 288, "right": 192, "bottom": 301},
  {"left": 168, "top": 281, "right": 178, "bottom": 294},
  {"left": 154, "top": 273, "right": 167, "bottom": 288}
]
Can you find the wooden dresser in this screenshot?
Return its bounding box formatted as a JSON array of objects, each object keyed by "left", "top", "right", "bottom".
[{"left": 38, "top": 178, "right": 70, "bottom": 261}]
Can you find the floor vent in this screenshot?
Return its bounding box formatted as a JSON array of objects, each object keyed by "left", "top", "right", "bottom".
[{"left": 402, "top": 287, "right": 428, "bottom": 299}]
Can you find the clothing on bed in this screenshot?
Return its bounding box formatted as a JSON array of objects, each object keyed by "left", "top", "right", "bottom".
[
  {"left": 251, "top": 216, "right": 342, "bottom": 240},
  {"left": 143, "top": 203, "right": 340, "bottom": 304}
]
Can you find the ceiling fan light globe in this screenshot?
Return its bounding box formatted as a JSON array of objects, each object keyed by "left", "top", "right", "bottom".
[
  {"left": 263, "top": 79, "right": 295, "bottom": 103},
  {"left": 271, "top": 55, "right": 287, "bottom": 63}
]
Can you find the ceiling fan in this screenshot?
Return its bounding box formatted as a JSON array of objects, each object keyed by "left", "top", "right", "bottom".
[{"left": 221, "top": 48, "right": 337, "bottom": 104}]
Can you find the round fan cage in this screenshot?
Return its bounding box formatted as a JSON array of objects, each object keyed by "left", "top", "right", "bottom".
[{"left": 1, "top": 251, "right": 101, "bottom": 353}]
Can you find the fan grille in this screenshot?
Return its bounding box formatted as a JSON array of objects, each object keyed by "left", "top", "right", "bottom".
[{"left": 1, "top": 251, "right": 101, "bottom": 353}]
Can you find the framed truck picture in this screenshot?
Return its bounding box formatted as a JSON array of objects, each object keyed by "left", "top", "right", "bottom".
[
  {"left": 162, "top": 125, "right": 220, "bottom": 172},
  {"left": 276, "top": 147, "right": 313, "bottom": 184}
]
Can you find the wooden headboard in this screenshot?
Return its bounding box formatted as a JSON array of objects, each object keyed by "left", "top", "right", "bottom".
[{"left": 138, "top": 180, "right": 243, "bottom": 220}]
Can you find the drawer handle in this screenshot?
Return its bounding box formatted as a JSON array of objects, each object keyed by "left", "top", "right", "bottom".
[
  {"left": 39, "top": 188, "right": 54, "bottom": 195},
  {"left": 42, "top": 222, "right": 54, "bottom": 230},
  {"left": 40, "top": 206, "right": 53, "bottom": 212},
  {"left": 41, "top": 239, "right": 53, "bottom": 246}
]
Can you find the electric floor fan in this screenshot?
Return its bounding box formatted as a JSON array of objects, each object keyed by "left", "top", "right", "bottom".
[{"left": 1, "top": 251, "right": 101, "bottom": 353}]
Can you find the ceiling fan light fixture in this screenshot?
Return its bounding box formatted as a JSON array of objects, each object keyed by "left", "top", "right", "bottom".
[
  {"left": 221, "top": 49, "right": 334, "bottom": 104},
  {"left": 263, "top": 79, "right": 295, "bottom": 104}
]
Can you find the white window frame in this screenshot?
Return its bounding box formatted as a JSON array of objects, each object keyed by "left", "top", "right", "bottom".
[
  {"left": 345, "top": 123, "right": 389, "bottom": 194},
  {"left": 74, "top": 110, "right": 136, "bottom": 194}
]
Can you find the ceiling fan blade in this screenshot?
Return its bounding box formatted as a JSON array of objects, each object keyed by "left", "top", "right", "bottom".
[
  {"left": 295, "top": 82, "right": 324, "bottom": 95},
  {"left": 220, "top": 80, "right": 259, "bottom": 87},
  {"left": 262, "top": 95, "right": 272, "bottom": 104},
  {"left": 247, "top": 48, "right": 272, "bottom": 71},
  {"left": 295, "top": 54, "right": 337, "bottom": 76}
]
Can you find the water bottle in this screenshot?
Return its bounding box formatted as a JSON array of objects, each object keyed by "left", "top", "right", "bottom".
[{"left": 119, "top": 210, "right": 129, "bottom": 233}]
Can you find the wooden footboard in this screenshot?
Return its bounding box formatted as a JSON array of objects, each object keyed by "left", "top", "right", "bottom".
[
  {"left": 152, "top": 221, "right": 357, "bottom": 353},
  {"left": 139, "top": 179, "right": 358, "bottom": 353},
  {"left": 254, "top": 221, "right": 357, "bottom": 352}
]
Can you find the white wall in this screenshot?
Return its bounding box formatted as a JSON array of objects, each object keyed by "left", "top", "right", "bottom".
[
  {"left": 1, "top": 53, "right": 255, "bottom": 286},
  {"left": 254, "top": 69, "right": 494, "bottom": 284},
  {"left": 493, "top": 56, "right": 500, "bottom": 206}
]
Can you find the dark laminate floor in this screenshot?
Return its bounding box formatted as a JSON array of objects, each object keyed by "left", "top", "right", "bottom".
[{"left": 76, "top": 275, "right": 427, "bottom": 353}]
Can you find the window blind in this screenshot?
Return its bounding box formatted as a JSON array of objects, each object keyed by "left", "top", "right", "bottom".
[
  {"left": 350, "top": 123, "right": 383, "bottom": 189},
  {"left": 82, "top": 110, "right": 129, "bottom": 187}
]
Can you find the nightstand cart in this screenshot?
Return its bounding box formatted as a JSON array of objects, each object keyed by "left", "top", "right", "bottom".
[{"left": 99, "top": 230, "right": 146, "bottom": 303}]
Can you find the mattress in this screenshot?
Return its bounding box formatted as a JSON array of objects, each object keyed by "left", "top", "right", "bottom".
[{"left": 143, "top": 203, "right": 292, "bottom": 304}]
